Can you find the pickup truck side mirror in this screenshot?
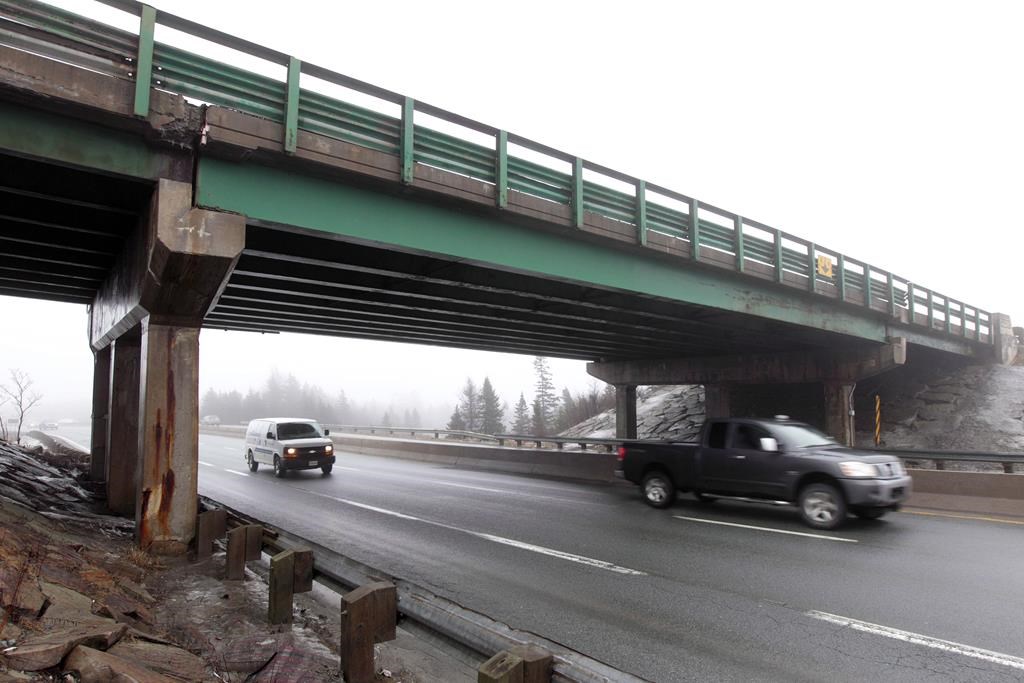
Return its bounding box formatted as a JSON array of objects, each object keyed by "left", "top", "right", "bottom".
[
  {"left": 760, "top": 437, "right": 779, "bottom": 453},
  {"left": 324, "top": 429, "right": 330, "bottom": 436}
]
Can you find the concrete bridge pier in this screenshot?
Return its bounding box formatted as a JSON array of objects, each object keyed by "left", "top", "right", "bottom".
[
  {"left": 590, "top": 339, "right": 907, "bottom": 446},
  {"left": 88, "top": 179, "right": 245, "bottom": 553},
  {"left": 88, "top": 346, "right": 111, "bottom": 484}
]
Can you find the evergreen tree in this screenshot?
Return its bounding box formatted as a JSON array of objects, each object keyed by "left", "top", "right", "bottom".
[
  {"left": 457, "top": 378, "right": 482, "bottom": 432},
  {"left": 512, "top": 393, "right": 531, "bottom": 433},
  {"left": 447, "top": 405, "right": 466, "bottom": 431},
  {"left": 532, "top": 356, "right": 557, "bottom": 435},
  {"left": 555, "top": 387, "right": 575, "bottom": 432},
  {"left": 480, "top": 377, "right": 505, "bottom": 434},
  {"left": 531, "top": 399, "right": 545, "bottom": 436}
]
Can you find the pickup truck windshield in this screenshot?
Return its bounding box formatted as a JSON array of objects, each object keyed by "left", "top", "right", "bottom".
[
  {"left": 771, "top": 423, "right": 837, "bottom": 449},
  {"left": 277, "top": 422, "right": 322, "bottom": 440}
]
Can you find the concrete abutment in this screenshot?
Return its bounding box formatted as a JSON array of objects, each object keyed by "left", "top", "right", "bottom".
[
  {"left": 591, "top": 339, "right": 908, "bottom": 446},
  {"left": 87, "top": 179, "right": 245, "bottom": 553}
]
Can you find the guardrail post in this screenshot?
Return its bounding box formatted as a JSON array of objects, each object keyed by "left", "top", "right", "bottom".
[
  {"left": 226, "top": 526, "right": 247, "bottom": 580},
  {"left": 479, "top": 651, "right": 524, "bottom": 683},
  {"left": 773, "top": 230, "right": 784, "bottom": 283},
  {"left": 635, "top": 180, "right": 647, "bottom": 246},
  {"left": 572, "top": 158, "right": 584, "bottom": 228},
  {"left": 268, "top": 550, "right": 295, "bottom": 625},
  {"left": 496, "top": 130, "right": 508, "bottom": 209},
  {"left": 293, "top": 548, "right": 313, "bottom": 593},
  {"left": 734, "top": 216, "right": 745, "bottom": 272},
  {"left": 689, "top": 199, "right": 701, "bottom": 261},
  {"left": 245, "top": 524, "right": 263, "bottom": 561},
  {"left": 807, "top": 242, "right": 816, "bottom": 293},
  {"left": 863, "top": 265, "right": 873, "bottom": 308},
  {"left": 132, "top": 4, "right": 156, "bottom": 117},
  {"left": 195, "top": 509, "right": 226, "bottom": 561},
  {"left": 341, "top": 582, "right": 397, "bottom": 683},
  {"left": 401, "top": 97, "right": 415, "bottom": 184},
  {"left": 284, "top": 57, "right": 301, "bottom": 153},
  {"left": 509, "top": 645, "right": 553, "bottom": 683},
  {"left": 837, "top": 254, "right": 847, "bottom": 302}
]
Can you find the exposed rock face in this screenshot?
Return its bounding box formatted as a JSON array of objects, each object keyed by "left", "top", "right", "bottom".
[
  {"left": 561, "top": 385, "right": 704, "bottom": 441},
  {"left": 561, "top": 366, "right": 1024, "bottom": 462}
]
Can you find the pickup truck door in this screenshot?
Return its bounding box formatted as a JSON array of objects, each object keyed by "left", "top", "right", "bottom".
[
  {"left": 727, "top": 424, "right": 786, "bottom": 498},
  {"left": 695, "top": 421, "right": 738, "bottom": 492}
]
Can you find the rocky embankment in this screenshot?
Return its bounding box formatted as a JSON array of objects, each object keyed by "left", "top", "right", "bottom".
[{"left": 561, "top": 364, "right": 1024, "bottom": 461}]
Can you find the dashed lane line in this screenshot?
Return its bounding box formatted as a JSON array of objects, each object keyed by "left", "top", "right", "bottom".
[
  {"left": 806, "top": 611, "right": 1024, "bottom": 671},
  {"left": 292, "top": 486, "right": 646, "bottom": 576},
  {"left": 224, "top": 469, "right": 249, "bottom": 477},
  {"left": 673, "top": 515, "right": 858, "bottom": 543}
]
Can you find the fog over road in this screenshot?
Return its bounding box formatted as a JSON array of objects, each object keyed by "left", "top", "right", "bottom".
[{"left": 48, "top": 426, "right": 1024, "bottom": 681}]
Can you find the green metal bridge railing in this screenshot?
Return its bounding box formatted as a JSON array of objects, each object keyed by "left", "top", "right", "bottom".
[{"left": 0, "top": 0, "right": 993, "bottom": 344}]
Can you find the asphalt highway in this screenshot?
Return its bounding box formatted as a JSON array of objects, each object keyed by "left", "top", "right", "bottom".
[{"left": 48, "top": 427, "right": 1024, "bottom": 681}]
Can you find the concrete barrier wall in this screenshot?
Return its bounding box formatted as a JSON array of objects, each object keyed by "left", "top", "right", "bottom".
[
  {"left": 907, "top": 468, "right": 1024, "bottom": 518},
  {"left": 328, "top": 434, "right": 618, "bottom": 484}
]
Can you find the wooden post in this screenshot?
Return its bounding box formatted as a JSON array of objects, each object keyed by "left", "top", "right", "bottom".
[
  {"left": 195, "top": 509, "right": 226, "bottom": 561},
  {"left": 293, "top": 549, "right": 313, "bottom": 593},
  {"left": 226, "top": 526, "right": 246, "bottom": 581},
  {"left": 244, "top": 524, "right": 263, "bottom": 561},
  {"left": 478, "top": 651, "right": 524, "bottom": 683},
  {"left": 340, "top": 582, "right": 397, "bottom": 683},
  {"left": 268, "top": 550, "right": 295, "bottom": 625},
  {"left": 508, "top": 645, "right": 552, "bottom": 683}
]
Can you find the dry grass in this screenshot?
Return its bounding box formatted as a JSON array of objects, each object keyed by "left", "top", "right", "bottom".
[{"left": 124, "top": 547, "right": 165, "bottom": 571}]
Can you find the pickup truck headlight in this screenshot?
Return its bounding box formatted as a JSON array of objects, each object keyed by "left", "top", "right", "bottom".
[
  {"left": 839, "top": 461, "right": 879, "bottom": 477},
  {"left": 325, "top": 445, "right": 333, "bottom": 453}
]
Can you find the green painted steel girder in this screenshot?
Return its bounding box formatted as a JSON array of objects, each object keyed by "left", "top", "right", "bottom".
[
  {"left": 195, "top": 157, "right": 891, "bottom": 344},
  {"left": 0, "top": 101, "right": 181, "bottom": 180}
]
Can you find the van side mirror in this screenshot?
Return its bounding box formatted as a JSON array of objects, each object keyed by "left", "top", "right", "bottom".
[
  {"left": 760, "top": 437, "right": 779, "bottom": 453},
  {"left": 266, "top": 431, "right": 274, "bottom": 439},
  {"left": 323, "top": 429, "right": 330, "bottom": 436}
]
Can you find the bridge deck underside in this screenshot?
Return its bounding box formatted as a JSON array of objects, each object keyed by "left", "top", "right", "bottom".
[
  {"left": 204, "top": 224, "right": 867, "bottom": 361},
  {"left": 0, "top": 153, "right": 151, "bottom": 304}
]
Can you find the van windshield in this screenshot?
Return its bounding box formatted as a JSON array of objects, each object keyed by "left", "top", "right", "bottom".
[{"left": 277, "top": 422, "right": 322, "bottom": 440}]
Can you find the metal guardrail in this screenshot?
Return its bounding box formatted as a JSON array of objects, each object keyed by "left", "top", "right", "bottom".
[
  {"left": 328, "top": 425, "right": 501, "bottom": 443},
  {"left": 872, "top": 448, "right": 1024, "bottom": 474},
  {"left": 496, "top": 434, "right": 620, "bottom": 452},
  {"left": 0, "top": 0, "right": 994, "bottom": 344},
  {"left": 203, "top": 496, "right": 648, "bottom": 683}
]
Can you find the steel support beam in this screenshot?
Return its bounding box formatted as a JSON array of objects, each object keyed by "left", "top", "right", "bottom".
[
  {"left": 615, "top": 385, "right": 637, "bottom": 440},
  {"left": 106, "top": 329, "right": 141, "bottom": 516},
  {"left": 136, "top": 320, "right": 199, "bottom": 554},
  {"left": 587, "top": 339, "right": 907, "bottom": 386},
  {"left": 89, "top": 345, "right": 111, "bottom": 484},
  {"left": 823, "top": 381, "right": 856, "bottom": 447}
]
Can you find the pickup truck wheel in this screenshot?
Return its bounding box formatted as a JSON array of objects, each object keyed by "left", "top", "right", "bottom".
[
  {"left": 321, "top": 463, "right": 333, "bottom": 475},
  {"left": 853, "top": 507, "right": 886, "bottom": 520},
  {"left": 798, "top": 483, "right": 846, "bottom": 530},
  {"left": 641, "top": 472, "right": 675, "bottom": 508},
  {"left": 246, "top": 451, "right": 259, "bottom": 472},
  {"left": 273, "top": 456, "right": 285, "bottom": 478}
]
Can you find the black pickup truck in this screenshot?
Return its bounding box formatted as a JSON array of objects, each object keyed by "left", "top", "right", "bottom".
[{"left": 618, "top": 417, "right": 911, "bottom": 529}]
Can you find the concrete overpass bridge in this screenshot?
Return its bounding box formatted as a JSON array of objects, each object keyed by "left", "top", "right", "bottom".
[{"left": 0, "top": 0, "right": 1017, "bottom": 551}]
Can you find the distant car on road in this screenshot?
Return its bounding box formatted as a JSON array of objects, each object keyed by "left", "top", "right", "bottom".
[
  {"left": 244, "top": 417, "right": 335, "bottom": 477},
  {"left": 38, "top": 421, "right": 58, "bottom": 430},
  {"left": 617, "top": 416, "right": 911, "bottom": 530}
]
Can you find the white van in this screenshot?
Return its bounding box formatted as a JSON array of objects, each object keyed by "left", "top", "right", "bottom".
[{"left": 244, "top": 417, "right": 335, "bottom": 477}]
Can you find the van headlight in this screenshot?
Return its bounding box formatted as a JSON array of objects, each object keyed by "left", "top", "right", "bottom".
[
  {"left": 286, "top": 448, "right": 297, "bottom": 455},
  {"left": 325, "top": 445, "right": 333, "bottom": 453},
  {"left": 839, "top": 461, "right": 878, "bottom": 477}
]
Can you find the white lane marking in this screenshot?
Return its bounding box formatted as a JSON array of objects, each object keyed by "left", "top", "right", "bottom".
[
  {"left": 807, "top": 611, "right": 1024, "bottom": 671},
  {"left": 673, "top": 516, "right": 858, "bottom": 543},
  {"left": 431, "top": 481, "right": 509, "bottom": 494},
  {"left": 224, "top": 469, "right": 249, "bottom": 477},
  {"left": 223, "top": 446, "right": 238, "bottom": 451},
  {"left": 334, "top": 466, "right": 361, "bottom": 472},
  {"left": 199, "top": 461, "right": 215, "bottom": 468},
  {"left": 298, "top": 488, "right": 645, "bottom": 576}
]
